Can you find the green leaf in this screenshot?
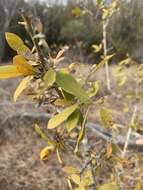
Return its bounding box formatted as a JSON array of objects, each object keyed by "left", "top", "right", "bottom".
[
  {"left": 74, "top": 108, "right": 89, "bottom": 154},
  {"left": 43, "top": 68, "right": 56, "bottom": 87},
  {"left": 62, "top": 90, "right": 75, "bottom": 102},
  {"left": 56, "top": 71, "right": 90, "bottom": 103},
  {"left": 13, "top": 76, "right": 31, "bottom": 102},
  {"left": 66, "top": 110, "right": 80, "bottom": 133},
  {"left": 0, "top": 65, "right": 22, "bottom": 78},
  {"left": 99, "top": 182, "right": 119, "bottom": 190},
  {"left": 47, "top": 104, "right": 78, "bottom": 129}
]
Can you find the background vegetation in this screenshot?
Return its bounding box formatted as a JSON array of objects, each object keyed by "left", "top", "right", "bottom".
[{"left": 1, "top": 0, "right": 143, "bottom": 62}]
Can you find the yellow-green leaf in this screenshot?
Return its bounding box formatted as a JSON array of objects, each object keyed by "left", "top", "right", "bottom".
[
  {"left": 40, "top": 145, "right": 55, "bottom": 160},
  {"left": 13, "top": 76, "right": 31, "bottom": 102},
  {"left": 92, "top": 44, "right": 102, "bottom": 53},
  {"left": 102, "top": 8, "right": 109, "bottom": 20},
  {"left": 63, "top": 166, "right": 79, "bottom": 174},
  {"left": 13, "top": 55, "right": 36, "bottom": 75},
  {"left": 0, "top": 65, "right": 22, "bottom": 78},
  {"left": 34, "top": 124, "right": 48, "bottom": 141},
  {"left": 56, "top": 71, "right": 89, "bottom": 103},
  {"left": 72, "top": 7, "right": 81, "bottom": 17},
  {"left": 100, "top": 107, "right": 113, "bottom": 129},
  {"left": 43, "top": 68, "right": 56, "bottom": 87},
  {"left": 66, "top": 110, "right": 79, "bottom": 133},
  {"left": 5, "top": 32, "right": 31, "bottom": 57},
  {"left": 70, "top": 174, "right": 81, "bottom": 185},
  {"left": 54, "top": 98, "right": 71, "bottom": 107},
  {"left": 5, "top": 32, "right": 24, "bottom": 51},
  {"left": 96, "top": 54, "right": 114, "bottom": 71},
  {"left": 48, "top": 104, "right": 78, "bottom": 129},
  {"left": 87, "top": 81, "right": 99, "bottom": 98},
  {"left": 17, "top": 44, "right": 31, "bottom": 56},
  {"left": 99, "top": 182, "right": 119, "bottom": 190},
  {"left": 66, "top": 179, "right": 72, "bottom": 190}
]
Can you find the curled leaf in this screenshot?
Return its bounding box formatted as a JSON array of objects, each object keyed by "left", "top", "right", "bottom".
[
  {"left": 87, "top": 81, "right": 99, "bottom": 98},
  {"left": 40, "top": 145, "right": 55, "bottom": 160}
]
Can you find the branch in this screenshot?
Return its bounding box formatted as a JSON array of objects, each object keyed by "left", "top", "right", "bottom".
[{"left": 1, "top": 111, "right": 143, "bottom": 149}]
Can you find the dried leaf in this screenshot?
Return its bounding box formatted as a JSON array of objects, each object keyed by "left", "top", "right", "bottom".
[
  {"left": 13, "top": 55, "right": 36, "bottom": 76},
  {"left": 106, "top": 143, "right": 113, "bottom": 158}
]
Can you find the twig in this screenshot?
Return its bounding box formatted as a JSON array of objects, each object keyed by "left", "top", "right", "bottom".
[
  {"left": 122, "top": 80, "right": 139, "bottom": 157},
  {"left": 122, "top": 105, "right": 138, "bottom": 157},
  {"left": 20, "top": 10, "right": 46, "bottom": 70},
  {"left": 1, "top": 112, "right": 51, "bottom": 126},
  {"left": 1, "top": 111, "right": 143, "bottom": 148},
  {"left": 90, "top": 162, "right": 97, "bottom": 190},
  {"left": 103, "top": 19, "right": 111, "bottom": 91}
]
